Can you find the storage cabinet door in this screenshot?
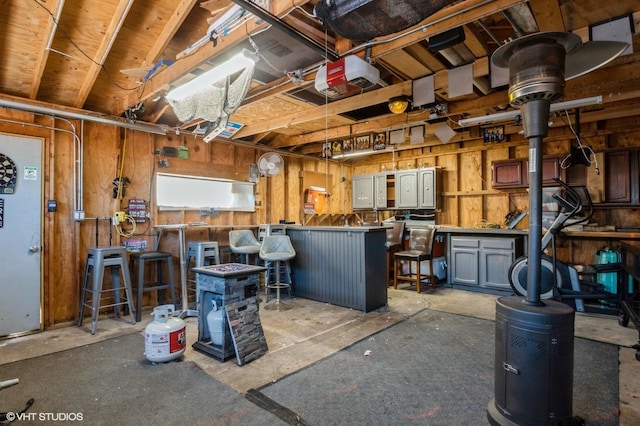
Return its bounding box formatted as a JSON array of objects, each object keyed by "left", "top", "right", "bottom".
[
  {"left": 374, "top": 174, "right": 388, "bottom": 209},
  {"left": 540, "top": 156, "right": 565, "bottom": 186},
  {"left": 450, "top": 237, "right": 480, "bottom": 286},
  {"left": 419, "top": 168, "right": 436, "bottom": 209},
  {"left": 451, "top": 249, "right": 479, "bottom": 285},
  {"left": 352, "top": 175, "right": 374, "bottom": 209},
  {"left": 396, "top": 171, "right": 418, "bottom": 209},
  {"left": 481, "top": 250, "right": 514, "bottom": 289},
  {"left": 480, "top": 238, "right": 517, "bottom": 289},
  {"left": 604, "top": 150, "right": 631, "bottom": 203},
  {"left": 492, "top": 160, "right": 525, "bottom": 188}
]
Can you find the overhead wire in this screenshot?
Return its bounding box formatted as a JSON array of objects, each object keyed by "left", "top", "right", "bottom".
[
  {"left": 33, "top": 0, "right": 142, "bottom": 92},
  {"left": 558, "top": 108, "right": 599, "bottom": 173}
]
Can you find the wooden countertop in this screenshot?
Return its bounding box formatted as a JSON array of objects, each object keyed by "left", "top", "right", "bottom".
[
  {"left": 287, "top": 225, "right": 385, "bottom": 232},
  {"left": 561, "top": 231, "right": 640, "bottom": 239},
  {"left": 435, "top": 227, "right": 528, "bottom": 236}
]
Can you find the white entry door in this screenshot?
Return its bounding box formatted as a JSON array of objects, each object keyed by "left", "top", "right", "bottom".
[{"left": 0, "top": 134, "right": 43, "bottom": 337}]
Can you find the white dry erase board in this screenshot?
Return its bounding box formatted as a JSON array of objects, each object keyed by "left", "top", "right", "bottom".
[{"left": 156, "top": 173, "right": 255, "bottom": 212}]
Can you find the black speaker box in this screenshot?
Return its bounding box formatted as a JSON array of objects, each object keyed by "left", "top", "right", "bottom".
[{"left": 428, "top": 27, "right": 466, "bottom": 51}]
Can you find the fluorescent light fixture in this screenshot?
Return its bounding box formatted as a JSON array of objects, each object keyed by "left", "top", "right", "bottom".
[
  {"left": 457, "top": 95, "right": 603, "bottom": 127},
  {"left": 332, "top": 150, "right": 374, "bottom": 159},
  {"left": 166, "top": 49, "right": 257, "bottom": 102}
]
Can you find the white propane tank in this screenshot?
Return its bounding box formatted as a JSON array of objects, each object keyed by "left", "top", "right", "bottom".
[
  {"left": 206, "top": 299, "right": 224, "bottom": 346},
  {"left": 144, "top": 304, "right": 186, "bottom": 363}
]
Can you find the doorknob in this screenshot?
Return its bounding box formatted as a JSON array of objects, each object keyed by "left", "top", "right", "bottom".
[{"left": 29, "top": 245, "right": 40, "bottom": 253}]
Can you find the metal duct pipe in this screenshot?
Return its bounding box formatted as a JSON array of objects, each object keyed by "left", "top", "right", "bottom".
[{"left": 0, "top": 97, "right": 167, "bottom": 135}]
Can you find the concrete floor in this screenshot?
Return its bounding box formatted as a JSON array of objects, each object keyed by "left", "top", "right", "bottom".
[{"left": 1, "top": 287, "right": 639, "bottom": 424}]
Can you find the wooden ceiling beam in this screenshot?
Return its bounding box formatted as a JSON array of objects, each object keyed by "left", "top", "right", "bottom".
[
  {"left": 232, "top": 81, "right": 413, "bottom": 138},
  {"left": 368, "top": 0, "right": 527, "bottom": 59},
  {"left": 30, "top": 0, "right": 64, "bottom": 99},
  {"left": 527, "top": 0, "right": 565, "bottom": 32},
  {"left": 74, "top": 0, "right": 134, "bottom": 108}
]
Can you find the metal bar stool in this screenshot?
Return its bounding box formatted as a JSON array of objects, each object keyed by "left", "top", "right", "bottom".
[
  {"left": 259, "top": 235, "right": 296, "bottom": 305},
  {"left": 78, "top": 246, "right": 135, "bottom": 334},
  {"left": 258, "top": 224, "right": 290, "bottom": 288},
  {"left": 129, "top": 251, "right": 176, "bottom": 322},
  {"left": 186, "top": 241, "right": 221, "bottom": 300}
]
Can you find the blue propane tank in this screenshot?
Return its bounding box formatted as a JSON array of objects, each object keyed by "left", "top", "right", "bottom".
[{"left": 594, "top": 247, "right": 621, "bottom": 294}]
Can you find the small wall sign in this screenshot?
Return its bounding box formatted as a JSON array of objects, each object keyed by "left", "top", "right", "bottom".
[{"left": 24, "top": 166, "right": 37, "bottom": 180}]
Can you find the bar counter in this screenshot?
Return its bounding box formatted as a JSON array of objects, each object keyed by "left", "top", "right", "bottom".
[{"left": 286, "top": 226, "right": 387, "bottom": 312}]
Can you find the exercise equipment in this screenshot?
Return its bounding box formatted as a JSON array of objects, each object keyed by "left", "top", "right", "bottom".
[{"left": 509, "top": 179, "right": 620, "bottom": 313}]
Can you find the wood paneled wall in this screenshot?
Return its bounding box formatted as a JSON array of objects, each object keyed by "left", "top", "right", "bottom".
[
  {"left": 1, "top": 107, "right": 639, "bottom": 329},
  {"left": 350, "top": 116, "right": 640, "bottom": 268},
  {"left": 0, "top": 109, "right": 351, "bottom": 328}
]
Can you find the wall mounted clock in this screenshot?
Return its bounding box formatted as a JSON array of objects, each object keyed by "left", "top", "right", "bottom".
[{"left": 0, "top": 153, "right": 17, "bottom": 194}]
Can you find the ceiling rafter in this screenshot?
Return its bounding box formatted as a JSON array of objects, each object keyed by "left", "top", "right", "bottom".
[
  {"left": 74, "top": 0, "right": 134, "bottom": 108},
  {"left": 121, "top": 0, "right": 314, "bottom": 113},
  {"left": 30, "top": 0, "right": 64, "bottom": 99},
  {"left": 2, "top": 0, "right": 639, "bottom": 157}
]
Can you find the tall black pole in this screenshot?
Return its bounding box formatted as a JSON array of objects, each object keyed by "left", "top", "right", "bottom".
[{"left": 520, "top": 99, "right": 551, "bottom": 305}]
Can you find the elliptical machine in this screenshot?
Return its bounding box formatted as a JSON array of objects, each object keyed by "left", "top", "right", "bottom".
[{"left": 508, "top": 178, "right": 620, "bottom": 312}]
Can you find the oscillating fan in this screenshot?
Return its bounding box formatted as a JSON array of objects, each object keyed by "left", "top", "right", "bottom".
[{"left": 257, "top": 152, "right": 284, "bottom": 176}]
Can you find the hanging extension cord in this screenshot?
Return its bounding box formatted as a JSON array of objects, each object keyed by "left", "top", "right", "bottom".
[
  {"left": 111, "top": 128, "right": 136, "bottom": 238},
  {"left": 113, "top": 213, "right": 136, "bottom": 238}
]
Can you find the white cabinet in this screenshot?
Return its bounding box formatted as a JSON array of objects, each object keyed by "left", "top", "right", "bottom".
[
  {"left": 396, "top": 170, "right": 418, "bottom": 209},
  {"left": 352, "top": 167, "right": 440, "bottom": 211},
  {"left": 419, "top": 168, "right": 437, "bottom": 209},
  {"left": 374, "top": 173, "right": 396, "bottom": 209},
  {"left": 352, "top": 174, "right": 374, "bottom": 209}
]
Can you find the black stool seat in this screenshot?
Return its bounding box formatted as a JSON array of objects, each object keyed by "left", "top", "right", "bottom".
[
  {"left": 129, "top": 251, "right": 176, "bottom": 322},
  {"left": 132, "top": 251, "right": 172, "bottom": 260}
]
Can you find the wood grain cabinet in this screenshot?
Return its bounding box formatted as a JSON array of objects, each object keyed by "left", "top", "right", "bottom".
[
  {"left": 491, "top": 159, "right": 526, "bottom": 188},
  {"left": 491, "top": 156, "right": 565, "bottom": 189},
  {"left": 604, "top": 150, "right": 632, "bottom": 203}
]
